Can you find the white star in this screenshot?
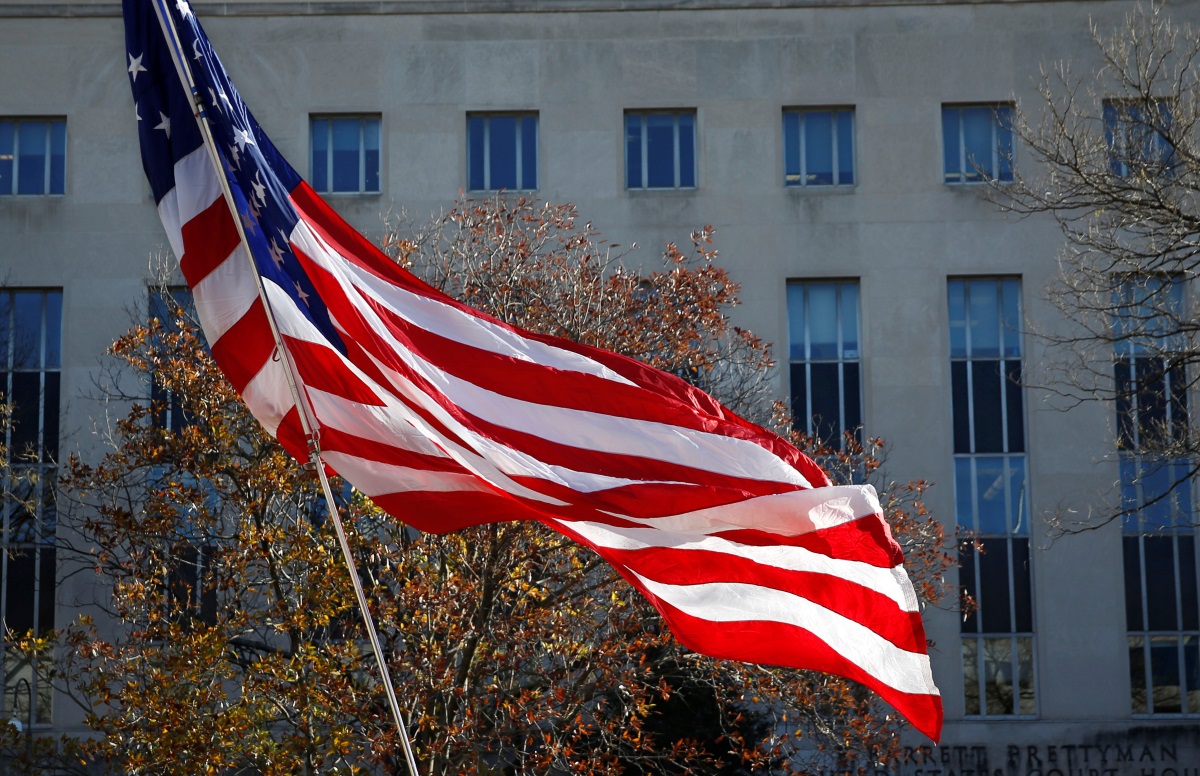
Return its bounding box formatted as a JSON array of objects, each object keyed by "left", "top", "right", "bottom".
[
  {"left": 219, "top": 91, "right": 233, "bottom": 110},
  {"left": 192, "top": 39, "right": 203, "bottom": 61},
  {"left": 239, "top": 209, "right": 259, "bottom": 235},
  {"left": 176, "top": 0, "right": 193, "bottom": 18},
  {"left": 269, "top": 239, "right": 286, "bottom": 267},
  {"left": 228, "top": 144, "right": 241, "bottom": 170},
  {"left": 294, "top": 282, "right": 310, "bottom": 306},
  {"left": 249, "top": 197, "right": 262, "bottom": 220},
  {"left": 154, "top": 111, "right": 171, "bottom": 139},
  {"left": 208, "top": 88, "right": 220, "bottom": 112},
  {"left": 135, "top": 104, "right": 141, "bottom": 122},
  {"left": 251, "top": 172, "right": 267, "bottom": 205},
  {"left": 233, "top": 127, "right": 255, "bottom": 151},
  {"left": 128, "top": 52, "right": 147, "bottom": 82}
]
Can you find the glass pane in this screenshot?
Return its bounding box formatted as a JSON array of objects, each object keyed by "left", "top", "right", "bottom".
[
  {"left": 943, "top": 108, "right": 961, "bottom": 182},
  {"left": 330, "top": 118, "right": 360, "bottom": 192},
  {"left": 1186, "top": 635, "right": 1200, "bottom": 714},
  {"left": 1017, "top": 636, "right": 1035, "bottom": 714},
  {"left": 520, "top": 116, "right": 537, "bottom": 190},
  {"left": 809, "top": 362, "right": 841, "bottom": 444},
  {"left": 841, "top": 283, "right": 859, "bottom": 357},
  {"left": 974, "top": 456, "right": 1009, "bottom": 534},
  {"left": 468, "top": 116, "right": 486, "bottom": 191},
  {"left": 968, "top": 280, "right": 1001, "bottom": 357},
  {"left": 806, "top": 284, "right": 838, "bottom": 359},
  {"left": 948, "top": 279, "right": 967, "bottom": 357},
  {"left": 783, "top": 112, "right": 801, "bottom": 185},
  {"left": 38, "top": 547, "right": 55, "bottom": 633},
  {"left": 42, "top": 371, "right": 59, "bottom": 462},
  {"left": 13, "top": 292, "right": 43, "bottom": 369},
  {"left": 43, "top": 292, "right": 61, "bottom": 370},
  {"left": 962, "top": 107, "right": 994, "bottom": 180},
  {"left": 955, "top": 458, "right": 975, "bottom": 531},
  {"left": 843, "top": 362, "right": 861, "bottom": 442},
  {"left": 978, "top": 539, "right": 1013, "bottom": 633},
  {"left": 488, "top": 116, "right": 518, "bottom": 191},
  {"left": 48, "top": 120, "right": 65, "bottom": 194},
  {"left": 1125, "top": 536, "right": 1145, "bottom": 630},
  {"left": 959, "top": 543, "right": 978, "bottom": 632},
  {"left": 837, "top": 110, "right": 854, "bottom": 185},
  {"left": 1012, "top": 537, "right": 1032, "bottom": 632},
  {"left": 789, "top": 363, "right": 808, "bottom": 435},
  {"left": 310, "top": 119, "right": 328, "bottom": 192},
  {"left": 362, "top": 119, "right": 380, "bottom": 192},
  {"left": 625, "top": 114, "right": 642, "bottom": 188},
  {"left": 971, "top": 361, "right": 1004, "bottom": 453},
  {"left": 1180, "top": 535, "right": 1198, "bottom": 631},
  {"left": 0, "top": 122, "right": 13, "bottom": 194},
  {"left": 952, "top": 362, "right": 970, "bottom": 454},
  {"left": 645, "top": 113, "right": 676, "bottom": 188},
  {"left": 962, "top": 638, "right": 981, "bottom": 714},
  {"left": 1005, "top": 360, "right": 1025, "bottom": 452},
  {"left": 1143, "top": 536, "right": 1179, "bottom": 631},
  {"left": 678, "top": 113, "right": 695, "bottom": 188},
  {"left": 1150, "top": 635, "right": 1182, "bottom": 713},
  {"left": 1001, "top": 278, "right": 1021, "bottom": 356},
  {"left": 10, "top": 372, "right": 41, "bottom": 460},
  {"left": 996, "top": 107, "right": 1014, "bottom": 182},
  {"left": 17, "top": 121, "right": 47, "bottom": 195},
  {"left": 1130, "top": 635, "right": 1148, "bottom": 713},
  {"left": 786, "top": 284, "right": 806, "bottom": 359},
  {"left": 5, "top": 550, "right": 36, "bottom": 632},
  {"left": 803, "top": 111, "right": 833, "bottom": 185},
  {"left": 983, "top": 636, "right": 1014, "bottom": 714}
]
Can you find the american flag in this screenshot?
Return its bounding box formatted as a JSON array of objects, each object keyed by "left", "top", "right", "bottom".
[{"left": 123, "top": 0, "right": 942, "bottom": 740}]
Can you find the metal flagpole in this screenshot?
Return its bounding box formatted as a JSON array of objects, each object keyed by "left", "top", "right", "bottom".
[{"left": 146, "top": 2, "right": 421, "bottom": 772}]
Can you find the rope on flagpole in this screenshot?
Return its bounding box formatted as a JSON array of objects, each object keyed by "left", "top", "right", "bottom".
[{"left": 146, "top": 2, "right": 421, "bottom": 772}]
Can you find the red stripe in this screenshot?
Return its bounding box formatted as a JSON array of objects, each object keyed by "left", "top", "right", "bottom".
[
  {"left": 210, "top": 299, "right": 275, "bottom": 394},
  {"left": 711, "top": 514, "right": 904, "bottom": 568},
  {"left": 283, "top": 336, "right": 386, "bottom": 407},
  {"left": 317, "top": 425, "right": 462, "bottom": 476},
  {"left": 180, "top": 197, "right": 240, "bottom": 289},
  {"left": 371, "top": 489, "right": 535, "bottom": 534}
]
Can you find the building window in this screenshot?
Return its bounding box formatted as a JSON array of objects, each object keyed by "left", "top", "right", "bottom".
[
  {"left": 1104, "top": 99, "right": 1175, "bottom": 178},
  {"left": 0, "top": 290, "right": 62, "bottom": 727},
  {"left": 310, "top": 115, "right": 380, "bottom": 194},
  {"left": 467, "top": 113, "right": 538, "bottom": 192},
  {"left": 942, "top": 104, "right": 1013, "bottom": 184},
  {"left": 783, "top": 108, "right": 855, "bottom": 187},
  {"left": 950, "top": 278, "right": 1035, "bottom": 716},
  {"left": 1114, "top": 276, "right": 1198, "bottom": 713},
  {"left": 786, "top": 281, "right": 862, "bottom": 448},
  {"left": 625, "top": 110, "right": 696, "bottom": 190},
  {"left": 0, "top": 118, "right": 66, "bottom": 196}
]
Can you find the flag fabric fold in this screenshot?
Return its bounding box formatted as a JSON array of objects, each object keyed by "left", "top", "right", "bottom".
[{"left": 122, "top": 0, "right": 942, "bottom": 740}]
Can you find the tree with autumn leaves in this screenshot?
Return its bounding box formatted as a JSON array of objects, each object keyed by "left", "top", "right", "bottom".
[{"left": 13, "top": 197, "right": 954, "bottom": 774}]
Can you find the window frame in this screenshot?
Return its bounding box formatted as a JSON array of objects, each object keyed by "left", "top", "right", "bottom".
[
  {"left": 782, "top": 107, "right": 856, "bottom": 188},
  {"left": 309, "top": 114, "right": 382, "bottom": 195},
  {"left": 624, "top": 109, "right": 697, "bottom": 191},
  {"left": 466, "top": 111, "right": 539, "bottom": 192},
  {"left": 942, "top": 103, "right": 1015, "bottom": 185},
  {"left": 0, "top": 117, "right": 67, "bottom": 196}
]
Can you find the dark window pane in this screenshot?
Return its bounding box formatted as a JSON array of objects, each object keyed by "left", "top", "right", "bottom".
[
  {"left": 625, "top": 114, "right": 642, "bottom": 188},
  {"left": 804, "top": 110, "right": 833, "bottom": 185},
  {"left": 1116, "top": 357, "right": 1135, "bottom": 449},
  {"left": 678, "top": 113, "right": 695, "bottom": 188},
  {"left": 468, "top": 116, "right": 486, "bottom": 191},
  {"left": 41, "top": 371, "right": 59, "bottom": 462},
  {"left": 1181, "top": 535, "right": 1198, "bottom": 631},
  {"left": 943, "top": 109, "right": 960, "bottom": 182},
  {"left": 1005, "top": 360, "right": 1024, "bottom": 452},
  {"left": 10, "top": 372, "right": 41, "bottom": 459},
  {"left": 1150, "top": 637, "right": 1183, "bottom": 713},
  {"left": 38, "top": 548, "right": 54, "bottom": 634},
  {"left": 952, "top": 361, "right": 970, "bottom": 453},
  {"left": 961, "top": 107, "right": 994, "bottom": 180},
  {"left": 960, "top": 544, "right": 978, "bottom": 633},
  {"left": 789, "top": 363, "right": 808, "bottom": 435},
  {"left": 962, "top": 639, "right": 980, "bottom": 714},
  {"left": 488, "top": 116, "right": 517, "bottom": 190},
  {"left": 331, "top": 118, "right": 360, "bottom": 192},
  {"left": 520, "top": 116, "right": 537, "bottom": 189},
  {"left": 983, "top": 637, "right": 1015, "bottom": 714},
  {"left": 48, "top": 121, "right": 65, "bottom": 194},
  {"left": 362, "top": 120, "right": 379, "bottom": 192},
  {"left": 5, "top": 550, "right": 35, "bottom": 633},
  {"left": 1012, "top": 538, "right": 1032, "bottom": 632},
  {"left": 783, "top": 112, "right": 800, "bottom": 185},
  {"left": 808, "top": 361, "right": 841, "bottom": 444},
  {"left": 1144, "top": 536, "right": 1179, "bottom": 631},
  {"left": 972, "top": 361, "right": 1004, "bottom": 452},
  {"left": 17, "top": 121, "right": 47, "bottom": 195},
  {"left": 1125, "top": 536, "right": 1145, "bottom": 630},
  {"left": 645, "top": 114, "right": 676, "bottom": 188},
  {"left": 1186, "top": 636, "right": 1200, "bottom": 713},
  {"left": 978, "top": 539, "right": 1013, "bottom": 633},
  {"left": 1130, "top": 636, "right": 1148, "bottom": 713},
  {"left": 310, "top": 119, "right": 328, "bottom": 192},
  {"left": 843, "top": 362, "right": 861, "bottom": 442},
  {"left": 13, "top": 292, "right": 43, "bottom": 369},
  {"left": 43, "top": 292, "right": 61, "bottom": 370},
  {"left": 837, "top": 110, "right": 854, "bottom": 185}
]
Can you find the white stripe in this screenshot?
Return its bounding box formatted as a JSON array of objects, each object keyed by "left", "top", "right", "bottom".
[
  {"left": 320, "top": 450, "right": 494, "bottom": 497},
  {"left": 632, "top": 573, "right": 938, "bottom": 698},
  {"left": 291, "top": 224, "right": 811, "bottom": 488},
  {"left": 600, "top": 485, "right": 882, "bottom": 537},
  {"left": 159, "top": 147, "right": 225, "bottom": 261},
  {"left": 193, "top": 244, "right": 259, "bottom": 342},
  {"left": 289, "top": 218, "right": 639, "bottom": 386},
  {"left": 239, "top": 344, "right": 295, "bottom": 436},
  {"left": 554, "top": 514, "right": 918, "bottom": 612}
]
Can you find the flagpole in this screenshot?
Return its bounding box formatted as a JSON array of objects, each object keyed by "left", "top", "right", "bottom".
[{"left": 146, "top": 3, "right": 421, "bottom": 772}]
